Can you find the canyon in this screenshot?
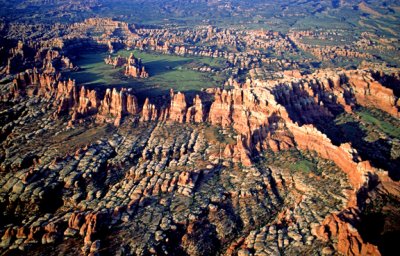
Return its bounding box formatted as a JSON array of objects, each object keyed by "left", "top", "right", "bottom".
[{"left": 1, "top": 61, "right": 398, "bottom": 255}]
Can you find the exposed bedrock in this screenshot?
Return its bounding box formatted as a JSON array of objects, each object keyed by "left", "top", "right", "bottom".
[{"left": 3, "top": 67, "right": 400, "bottom": 255}]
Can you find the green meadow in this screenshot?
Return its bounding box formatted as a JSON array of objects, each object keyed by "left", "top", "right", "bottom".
[{"left": 65, "top": 49, "right": 227, "bottom": 101}]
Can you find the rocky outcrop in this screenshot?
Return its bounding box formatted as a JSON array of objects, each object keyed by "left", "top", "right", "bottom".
[
  {"left": 168, "top": 90, "right": 187, "bottom": 123},
  {"left": 72, "top": 86, "right": 100, "bottom": 120},
  {"left": 177, "top": 170, "right": 200, "bottom": 196},
  {"left": 104, "top": 55, "right": 126, "bottom": 68},
  {"left": 8, "top": 68, "right": 397, "bottom": 169},
  {"left": 345, "top": 70, "right": 398, "bottom": 117},
  {"left": 104, "top": 53, "right": 148, "bottom": 77},
  {"left": 288, "top": 123, "right": 370, "bottom": 192},
  {"left": 264, "top": 68, "right": 400, "bottom": 146},
  {"left": 140, "top": 92, "right": 202, "bottom": 124},
  {"left": 315, "top": 210, "right": 381, "bottom": 256},
  {"left": 11, "top": 69, "right": 58, "bottom": 98},
  {"left": 307, "top": 69, "right": 399, "bottom": 117},
  {"left": 11, "top": 68, "right": 397, "bottom": 169},
  {"left": 289, "top": 31, "right": 373, "bottom": 61},
  {"left": 140, "top": 98, "right": 158, "bottom": 122},
  {"left": 207, "top": 87, "right": 297, "bottom": 153},
  {"left": 186, "top": 95, "right": 205, "bottom": 123},
  {"left": 125, "top": 53, "right": 149, "bottom": 78},
  {"left": 11, "top": 70, "right": 98, "bottom": 120},
  {"left": 65, "top": 211, "right": 111, "bottom": 253},
  {"left": 208, "top": 88, "right": 234, "bottom": 127},
  {"left": 10, "top": 70, "right": 139, "bottom": 126},
  {"left": 233, "top": 135, "right": 252, "bottom": 167},
  {"left": 2, "top": 41, "right": 75, "bottom": 76},
  {"left": 97, "top": 88, "right": 138, "bottom": 126}
]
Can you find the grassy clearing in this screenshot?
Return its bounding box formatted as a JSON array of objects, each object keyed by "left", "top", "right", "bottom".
[
  {"left": 290, "top": 159, "right": 316, "bottom": 173},
  {"left": 334, "top": 106, "right": 400, "bottom": 143},
  {"left": 65, "top": 49, "right": 227, "bottom": 101},
  {"left": 356, "top": 108, "right": 400, "bottom": 139},
  {"left": 262, "top": 149, "right": 323, "bottom": 176}
]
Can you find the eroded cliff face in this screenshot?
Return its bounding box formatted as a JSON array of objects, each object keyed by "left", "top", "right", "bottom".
[
  {"left": 10, "top": 68, "right": 397, "bottom": 152},
  {"left": 97, "top": 88, "right": 138, "bottom": 126},
  {"left": 186, "top": 94, "right": 205, "bottom": 123},
  {"left": 140, "top": 90, "right": 204, "bottom": 123},
  {"left": 4, "top": 67, "right": 399, "bottom": 255},
  {"left": 314, "top": 210, "right": 381, "bottom": 256},
  {"left": 10, "top": 70, "right": 139, "bottom": 127},
  {"left": 345, "top": 70, "right": 399, "bottom": 116},
  {"left": 72, "top": 86, "right": 100, "bottom": 121},
  {"left": 274, "top": 69, "right": 399, "bottom": 120},
  {"left": 10, "top": 68, "right": 397, "bottom": 171},
  {"left": 140, "top": 98, "right": 158, "bottom": 122},
  {"left": 168, "top": 90, "right": 187, "bottom": 123}
]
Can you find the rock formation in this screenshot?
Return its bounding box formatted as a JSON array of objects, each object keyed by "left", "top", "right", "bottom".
[
  {"left": 10, "top": 70, "right": 139, "bottom": 126},
  {"left": 104, "top": 55, "right": 126, "bottom": 68},
  {"left": 315, "top": 210, "right": 381, "bottom": 256},
  {"left": 168, "top": 90, "right": 187, "bottom": 123},
  {"left": 1, "top": 30, "right": 399, "bottom": 255},
  {"left": 140, "top": 98, "right": 158, "bottom": 122},
  {"left": 2, "top": 64, "right": 399, "bottom": 256},
  {"left": 97, "top": 88, "right": 138, "bottom": 126},
  {"left": 186, "top": 94, "right": 205, "bottom": 123},
  {"left": 345, "top": 70, "right": 398, "bottom": 117},
  {"left": 125, "top": 53, "right": 149, "bottom": 78},
  {"left": 10, "top": 67, "right": 398, "bottom": 165}
]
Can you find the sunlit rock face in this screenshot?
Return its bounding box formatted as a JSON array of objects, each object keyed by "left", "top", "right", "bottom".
[
  {"left": 124, "top": 53, "right": 149, "bottom": 78},
  {"left": 3, "top": 65, "right": 398, "bottom": 255}
]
